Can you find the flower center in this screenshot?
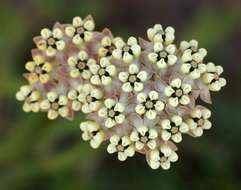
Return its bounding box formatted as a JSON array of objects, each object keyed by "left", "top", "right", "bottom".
[
  {"left": 159, "top": 51, "right": 168, "bottom": 58},
  {"left": 171, "top": 126, "right": 179, "bottom": 134},
  {"left": 47, "top": 37, "right": 56, "bottom": 46},
  {"left": 191, "top": 61, "right": 198, "bottom": 68},
  {"left": 197, "top": 119, "right": 205, "bottom": 126},
  {"left": 76, "top": 27, "right": 85, "bottom": 34},
  {"left": 35, "top": 66, "right": 43, "bottom": 74},
  {"left": 213, "top": 73, "right": 219, "bottom": 80},
  {"left": 98, "top": 68, "right": 106, "bottom": 76},
  {"left": 145, "top": 100, "right": 154, "bottom": 109},
  {"left": 123, "top": 45, "right": 130, "bottom": 52},
  {"left": 160, "top": 156, "right": 167, "bottom": 162},
  {"left": 86, "top": 95, "right": 93, "bottom": 103},
  {"left": 117, "top": 144, "right": 124, "bottom": 152},
  {"left": 108, "top": 109, "right": 116, "bottom": 118},
  {"left": 77, "top": 61, "right": 86, "bottom": 70},
  {"left": 140, "top": 136, "right": 149, "bottom": 143},
  {"left": 175, "top": 89, "right": 183, "bottom": 97},
  {"left": 51, "top": 102, "right": 59, "bottom": 110},
  {"left": 129, "top": 75, "right": 137, "bottom": 83}
]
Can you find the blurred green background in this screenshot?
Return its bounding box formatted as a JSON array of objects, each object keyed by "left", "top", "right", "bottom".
[{"left": 0, "top": 0, "right": 241, "bottom": 189}]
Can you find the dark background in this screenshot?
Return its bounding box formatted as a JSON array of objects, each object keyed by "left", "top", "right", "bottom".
[{"left": 0, "top": 0, "right": 241, "bottom": 189}]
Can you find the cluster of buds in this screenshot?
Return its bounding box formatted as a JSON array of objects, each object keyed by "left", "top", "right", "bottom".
[{"left": 16, "top": 16, "right": 226, "bottom": 170}]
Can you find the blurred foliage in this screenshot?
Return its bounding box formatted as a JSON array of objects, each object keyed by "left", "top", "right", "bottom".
[{"left": 0, "top": 0, "right": 241, "bottom": 190}]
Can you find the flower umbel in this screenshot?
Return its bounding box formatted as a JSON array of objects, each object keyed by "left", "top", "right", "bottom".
[{"left": 16, "top": 15, "right": 226, "bottom": 170}]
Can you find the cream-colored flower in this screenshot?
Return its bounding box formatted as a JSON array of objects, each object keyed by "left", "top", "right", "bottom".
[
  {"left": 202, "top": 62, "right": 226, "bottom": 91},
  {"left": 16, "top": 85, "right": 41, "bottom": 112},
  {"left": 25, "top": 55, "right": 52, "bottom": 84},
  {"left": 80, "top": 120, "right": 105, "bottom": 149},
  {"left": 135, "top": 91, "right": 165, "bottom": 120},
  {"left": 68, "top": 84, "right": 103, "bottom": 113},
  {"left": 148, "top": 42, "right": 177, "bottom": 69},
  {"left": 130, "top": 126, "right": 158, "bottom": 150},
  {"left": 36, "top": 28, "right": 65, "bottom": 57},
  {"left": 98, "top": 36, "right": 116, "bottom": 58},
  {"left": 164, "top": 78, "right": 192, "bottom": 107},
  {"left": 148, "top": 144, "right": 178, "bottom": 170},
  {"left": 107, "top": 135, "right": 135, "bottom": 161},
  {"left": 40, "top": 92, "right": 69, "bottom": 120},
  {"left": 90, "top": 57, "right": 117, "bottom": 85},
  {"left": 161, "top": 115, "right": 189, "bottom": 143},
  {"left": 180, "top": 39, "right": 207, "bottom": 56},
  {"left": 147, "top": 24, "right": 175, "bottom": 44},
  {"left": 118, "top": 64, "right": 148, "bottom": 92},
  {"left": 98, "top": 99, "right": 125, "bottom": 128},
  {"left": 186, "top": 106, "right": 212, "bottom": 137},
  {"left": 112, "top": 36, "right": 141, "bottom": 63},
  {"left": 65, "top": 16, "right": 95, "bottom": 45},
  {"left": 68, "top": 50, "right": 96, "bottom": 79},
  {"left": 180, "top": 40, "right": 207, "bottom": 79}
]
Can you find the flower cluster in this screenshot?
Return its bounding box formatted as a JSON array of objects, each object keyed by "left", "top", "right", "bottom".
[{"left": 16, "top": 16, "right": 226, "bottom": 170}]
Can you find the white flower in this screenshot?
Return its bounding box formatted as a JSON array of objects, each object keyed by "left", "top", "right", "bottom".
[
  {"left": 107, "top": 135, "right": 135, "bottom": 161},
  {"left": 112, "top": 36, "right": 141, "bottom": 63},
  {"left": 25, "top": 55, "right": 52, "bottom": 84},
  {"left": 36, "top": 28, "right": 65, "bottom": 56},
  {"left": 135, "top": 91, "right": 165, "bottom": 120},
  {"left": 16, "top": 85, "right": 41, "bottom": 113},
  {"left": 90, "top": 57, "right": 117, "bottom": 85},
  {"left": 98, "top": 35, "right": 116, "bottom": 58},
  {"left": 164, "top": 78, "right": 192, "bottom": 107},
  {"left": 130, "top": 126, "right": 158, "bottom": 150},
  {"left": 40, "top": 92, "right": 69, "bottom": 120},
  {"left": 118, "top": 64, "right": 148, "bottom": 92},
  {"left": 186, "top": 106, "right": 212, "bottom": 137},
  {"left": 180, "top": 39, "right": 207, "bottom": 58},
  {"left": 202, "top": 62, "right": 226, "bottom": 91},
  {"left": 65, "top": 16, "right": 95, "bottom": 45},
  {"left": 148, "top": 42, "right": 177, "bottom": 69},
  {"left": 161, "top": 115, "right": 189, "bottom": 143},
  {"left": 68, "top": 84, "right": 103, "bottom": 113},
  {"left": 180, "top": 40, "right": 208, "bottom": 79},
  {"left": 98, "top": 99, "right": 125, "bottom": 128},
  {"left": 148, "top": 145, "right": 178, "bottom": 170},
  {"left": 147, "top": 24, "right": 175, "bottom": 44},
  {"left": 68, "top": 50, "right": 96, "bottom": 79},
  {"left": 80, "top": 120, "right": 105, "bottom": 149}
]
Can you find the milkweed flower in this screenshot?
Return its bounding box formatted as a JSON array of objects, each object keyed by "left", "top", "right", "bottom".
[
  {"left": 107, "top": 135, "right": 135, "bottom": 161},
  {"left": 98, "top": 35, "right": 116, "bottom": 58},
  {"left": 90, "top": 57, "right": 117, "bottom": 85},
  {"left": 164, "top": 78, "right": 192, "bottom": 107},
  {"left": 80, "top": 120, "right": 105, "bottom": 149},
  {"left": 147, "top": 24, "right": 175, "bottom": 44},
  {"left": 35, "top": 27, "right": 65, "bottom": 57},
  {"left": 112, "top": 37, "right": 141, "bottom": 63},
  {"left": 68, "top": 50, "right": 96, "bottom": 79},
  {"left": 148, "top": 42, "right": 177, "bottom": 69},
  {"left": 65, "top": 16, "right": 95, "bottom": 45},
  {"left": 40, "top": 92, "right": 69, "bottom": 120},
  {"left": 148, "top": 144, "right": 178, "bottom": 170},
  {"left": 98, "top": 98, "right": 125, "bottom": 128},
  {"left": 130, "top": 126, "right": 158, "bottom": 150},
  {"left": 135, "top": 91, "right": 165, "bottom": 120},
  {"left": 16, "top": 15, "right": 226, "bottom": 170},
  {"left": 160, "top": 115, "right": 189, "bottom": 143},
  {"left": 186, "top": 106, "right": 212, "bottom": 137},
  {"left": 25, "top": 55, "right": 52, "bottom": 84},
  {"left": 202, "top": 62, "right": 226, "bottom": 91},
  {"left": 16, "top": 85, "right": 41, "bottom": 112},
  {"left": 118, "top": 63, "right": 148, "bottom": 92}
]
